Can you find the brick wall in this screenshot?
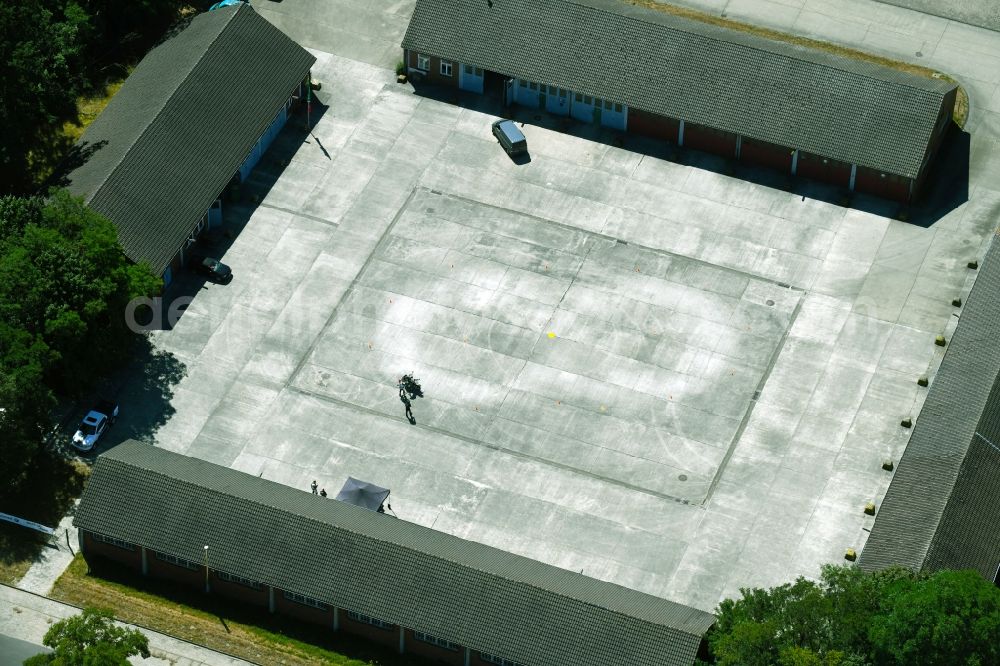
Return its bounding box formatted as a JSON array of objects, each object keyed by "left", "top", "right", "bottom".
[
  {"left": 627, "top": 108, "right": 679, "bottom": 142},
  {"left": 210, "top": 572, "right": 269, "bottom": 608},
  {"left": 340, "top": 611, "right": 400, "bottom": 650},
  {"left": 404, "top": 629, "right": 466, "bottom": 666},
  {"left": 740, "top": 137, "right": 794, "bottom": 173},
  {"left": 407, "top": 51, "right": 459, "bottom": 88},
  {"left": 855, "top": 166, "right": 911, "bottom": 202},
  {"left": 796, "top": 150, "right": 852, "bottom": 188},
  {"left": 272, "top": 589, "right": 336, "bottom": 626},
  {"left": 682, "top": 122, "right": 738, "bottom": 157},
  {"left": 81, "top": 532, "right": 142, "bottom": 571},
  {"left": 146, "top": 551, "right": 206, "bottom": 588}
]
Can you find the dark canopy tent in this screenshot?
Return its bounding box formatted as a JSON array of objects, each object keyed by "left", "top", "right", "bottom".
[{"left": 336, "top": 477, "right": 390, "bottom": 512}]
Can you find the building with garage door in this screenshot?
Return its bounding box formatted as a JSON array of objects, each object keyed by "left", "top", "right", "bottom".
[
  {"left": 75, "top": 440, "right": 716, "bottom": 666},
  {"left": 401, "top": 0, "right": 957, "bottom": 203},
  {"left": 65, "top": 3, "right": 315, "bottom": 285},
  {"left": 860, "top": 237, "right": 1000, "bottom": 584}
]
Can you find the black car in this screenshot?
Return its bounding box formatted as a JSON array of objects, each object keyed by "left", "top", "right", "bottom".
[{"left": 196, "top": 257, "right": 232, "bottom": 283}]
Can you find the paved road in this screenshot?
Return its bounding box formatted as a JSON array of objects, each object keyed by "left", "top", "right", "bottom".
[
  {"left": 254, "top": 0, "right": 414, "bottom": 68},
  {"left": 0, "top": 584, "right": 255, "bottom": 666}
]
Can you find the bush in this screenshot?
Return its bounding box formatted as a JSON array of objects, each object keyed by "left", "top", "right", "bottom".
[{"left": 704, "top": 564, "right": 1000, "bottom": 666}]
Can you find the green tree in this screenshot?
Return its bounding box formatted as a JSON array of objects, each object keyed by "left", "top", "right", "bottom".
[
  {"left": 0, "top": 189, "right": 159, "bottom": 392},
  {"left": 77, "top": 0, "right": 186, "bottom": 64},
  {"left": 705, "top": 565, "right": 1000, "bottom": 666},
  {"left": 869, "top": 569, "right": 1000, "bottom": 666},
  {"left": 0, "top": 328, "right": 55, "bottom": 488},
  {"left": 23, "top": 607, "right": 150, "bottom": 665},
  {"left": 0, "top": 0, "right": 89, "bottom": 194},
  {"left": 0, "top": 189, "right": 159, "bottom": 489}
]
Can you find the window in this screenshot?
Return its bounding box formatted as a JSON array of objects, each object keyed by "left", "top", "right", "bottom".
[
  {"left": 464, "top": 64, "right": 474, "bottom": 75},
  {"left": 558, "top": 88, "right": 567, "bottom": 97},
  {"left": 416, "top": 54, "right": 429, "bottom": 70},
  {"left": 583, "top": 95, "right": 592, "bottom": 105},
  {"left": 155, "top": 552, "right": 199, "bottom": 570},
  {"left": 519, "top": 80, "right": 528, "bottom": 88},
  {"left": 604, "top": 99, "right": 613, "bottom": 110},
  {"left": 547, "top": 85, "right": 557, "bottom": 94},
  {"left": 216, "top": 571, "right": 262, "bottom": 590},
  {"left": 91, "top": 533, "right": 136, "bottom": 551},
  {"left": 614, "top": 103, "right": 623, "bottom": 113},
  {"left": 440, "top": 61, "right": 453, "bottom": 76},
  {"left": 347, "top": 611, "right": 392, "bottom": 629},
  {"left": 574, "top": 92, "right": 582, "bottom": 102},
  {"left": 413, "top": 631, "right": 460, "bottom": 651},
  {"left": 528, "top": 82, "right": 537, "bottom": 90},
  {"left": 474, "top": 67, "right": 483, "bottom": 76},
  {"left": 283, "top": 591, "right": 329, "bottom": 610},
  {"left": 480, "top": 653, "right": 526, "bottom": 666}
]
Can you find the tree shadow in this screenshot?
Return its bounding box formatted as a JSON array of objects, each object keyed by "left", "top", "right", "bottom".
[
  {"left": 43, "top": 139, "right": 110, "bottom": 192},
  {"left": 108, "top": 337, "right": 186, "bottom": 447},
  {"left": 0, "top": 450, "right": 89, "bottom": 580},
  {"left": 409, "top": 81, "right": 969, "bottom": 225},
  {"left": 55, "top": 336, "right": 187, "bottom": 460}
]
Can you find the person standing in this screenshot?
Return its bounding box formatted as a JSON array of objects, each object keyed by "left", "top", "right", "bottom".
[{"left": 311, "top": 480, "right": 318, "bottom": 494}]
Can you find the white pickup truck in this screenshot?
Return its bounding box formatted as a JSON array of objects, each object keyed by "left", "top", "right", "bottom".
[{"left": 71, "top": 400, "right": 119, "bottom": 452}]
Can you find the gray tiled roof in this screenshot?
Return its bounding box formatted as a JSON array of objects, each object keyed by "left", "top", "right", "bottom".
[
  {"left": 401, "top": 0, "right": 954, "bottom": 178},
  {"left": 75, "top": 441, "right": 716, "bottom": 666},
  {"left": 65, "top": 4, "right": 315, "bottom": 275},
  {"left": 860, "top": 235, "right": 1000, "bottom": 577}
]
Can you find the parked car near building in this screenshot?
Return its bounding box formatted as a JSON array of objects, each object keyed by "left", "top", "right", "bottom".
[
  {"left": 195, "top": 256, "right": 233, "bottom": 283},
  {"left": 72, "top": 400, "right": 119, "bottom": 452}
]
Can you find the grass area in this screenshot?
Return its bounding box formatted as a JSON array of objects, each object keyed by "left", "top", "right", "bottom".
[
  {"left": 0, "top": 531, "right": 36, "bottom": 585},
  {"left": 51, "top": 554, "right": 434, "bottom": 666},
  {"left": 0, "top": 454, "right": 89, "bottom": 585},
  {"left": 26, "top": 67, "right": 133, "bottom": 188},
  {"left": 627, "top": 0, "right": 969, "bottom": 128},
  {"left": 61, "top": 76, "right": 130, "bottom": 145}
]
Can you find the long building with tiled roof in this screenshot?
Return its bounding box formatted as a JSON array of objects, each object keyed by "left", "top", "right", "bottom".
[
  {"left": 75, "top": 440, "right": 717, "bottom": 666},
  {"left": 860, "top": 234, "right": 1000, "bottom": 581},
  {"left": 401, "top": 0, "right": 956, "bottom": 202},
  {"left": 65, "top": 3, "right": 314, "bottom": 283}
]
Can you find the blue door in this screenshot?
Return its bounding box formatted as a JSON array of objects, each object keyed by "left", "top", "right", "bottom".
[
  {"left": 208, "top": 200, "right": 222, "bottom": 228},
  {"left": 545, "top": 85, "right": 569, "bottom": 116}
]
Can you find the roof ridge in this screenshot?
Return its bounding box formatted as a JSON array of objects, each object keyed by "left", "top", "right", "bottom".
[
  {"left": 557, "top": 0, "right": 950, "bottom": 96},
  {"left": 86, "top": 6, "right": 242, "bottom": 202},
  {"left": 108, "top": 449, "right": 711, "bottom": 633}
]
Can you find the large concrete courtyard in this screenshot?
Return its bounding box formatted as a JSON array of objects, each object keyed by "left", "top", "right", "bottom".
[{"left": 113, "top": 0, "right": 1000, "bottom": 614}]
